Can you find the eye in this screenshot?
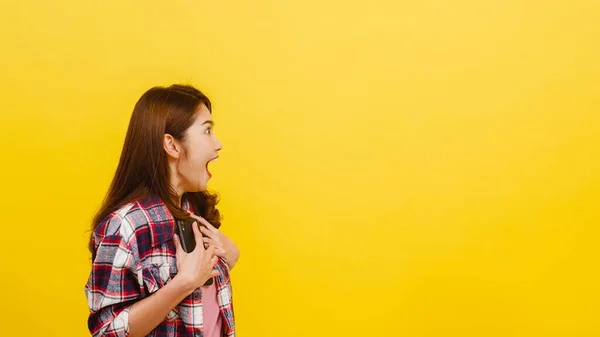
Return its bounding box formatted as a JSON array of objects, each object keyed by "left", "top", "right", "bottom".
[{"left": 205, "top": 127, "right": 212, "bottom": 135}]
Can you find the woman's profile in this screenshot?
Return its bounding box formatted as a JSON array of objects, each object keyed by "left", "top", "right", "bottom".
[{"left": 85, "top": 84, "right": 239, "bottom": 337}]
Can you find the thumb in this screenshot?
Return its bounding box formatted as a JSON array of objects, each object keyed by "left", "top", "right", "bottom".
[
  {"left": 214, "top": 247, "right": 227, "bottom": 258},
  {"left": 205, "top": 244, "right": 216, "bottom": 258},
  {"left": 173, "top": 234, "right": 183, "bottom": 257},
  {"left": 210, "top": 256, "right": 219, "bottom": 268}
]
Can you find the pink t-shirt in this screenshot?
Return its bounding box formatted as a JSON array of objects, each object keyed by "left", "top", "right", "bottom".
[{"left": 201, "top": 280, "right": 222, "bottom": 337}]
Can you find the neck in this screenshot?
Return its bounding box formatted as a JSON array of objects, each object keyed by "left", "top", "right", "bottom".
[{"left": 168, "top": 164, "right": 184, "bottom": 206}]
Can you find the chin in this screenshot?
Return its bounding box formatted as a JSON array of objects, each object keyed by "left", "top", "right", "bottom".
[
  {"left": 192, "top": 185, "right": 207, "bottom": 193},
  {"left": 183, "top": 181, "right": 207, "bottom": 194},
  {"left": 196, "top": 181, "right": 209, "bottom": 192},
  {"left": 187, "top": 175, "right": 210, "bottom": 193}
]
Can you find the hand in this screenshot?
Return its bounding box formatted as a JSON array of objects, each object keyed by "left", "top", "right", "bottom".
[
  {"left": 189, "top": 213, "right": 240, "bottom": 270},
  {"left": 173, "top": 222, "right": 219, "bottom": 291}
]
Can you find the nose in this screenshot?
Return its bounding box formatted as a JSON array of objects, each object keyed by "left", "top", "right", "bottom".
[{"left": 215, "top": 136, "right": 223, "bottom": 152}]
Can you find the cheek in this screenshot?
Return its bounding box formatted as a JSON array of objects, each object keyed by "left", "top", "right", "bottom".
[{"left": 184, "top": 143, "right": 209, "bottom": 170}]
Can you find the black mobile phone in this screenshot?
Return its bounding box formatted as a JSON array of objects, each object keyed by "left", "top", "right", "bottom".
[{"left": 175, "top": 217, "right": 213, "bottom": 286}]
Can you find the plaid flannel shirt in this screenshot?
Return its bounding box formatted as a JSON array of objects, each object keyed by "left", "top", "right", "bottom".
[{"left": 85, "top": 195, "right": 235, "bottom": 337}]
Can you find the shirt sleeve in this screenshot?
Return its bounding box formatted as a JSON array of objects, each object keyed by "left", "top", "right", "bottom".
[{"left": 85, "top": 227, "right": 141, "bottom": 337}]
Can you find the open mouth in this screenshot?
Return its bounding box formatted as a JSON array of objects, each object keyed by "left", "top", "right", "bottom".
[{"left": 206, "top": 156, "right": 219, "bottom": 178}]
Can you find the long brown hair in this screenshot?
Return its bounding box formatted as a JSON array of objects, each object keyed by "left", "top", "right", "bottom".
[{"left": 88, "top": 84, "right": 222, "bottom": 254}]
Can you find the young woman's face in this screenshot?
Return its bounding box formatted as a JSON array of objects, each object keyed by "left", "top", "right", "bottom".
[{"left": 176, "top": 104, "right": 222, "bottom": 193}]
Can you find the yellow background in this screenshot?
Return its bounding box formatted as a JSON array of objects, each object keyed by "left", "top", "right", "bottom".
[{"left": 1, "top": 0, "right": 599, "bottom": 336}]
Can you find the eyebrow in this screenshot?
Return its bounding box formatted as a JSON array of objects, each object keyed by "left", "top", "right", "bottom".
[{"left": 201, "top": 120, "right": 214, "bottom": 126}]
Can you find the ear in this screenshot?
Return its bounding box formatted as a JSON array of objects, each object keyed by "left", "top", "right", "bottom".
[{"left": 163, "top": 134, "right": 182, "bottom": 159}]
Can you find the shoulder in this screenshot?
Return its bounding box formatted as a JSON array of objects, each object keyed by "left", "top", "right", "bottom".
[
  {"left": 93, "top": 202, "right": 138, "bottom": 245},
  {"left": 94, "top": 197, "right": 174, "bottom": 259},
  {"left": 93, "top": 196, "right": 172, "bottom": 254}
]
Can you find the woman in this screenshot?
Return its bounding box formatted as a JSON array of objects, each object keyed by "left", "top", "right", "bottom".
[{"left": 85, "top": 84, "right": 240, "bottom": 337}]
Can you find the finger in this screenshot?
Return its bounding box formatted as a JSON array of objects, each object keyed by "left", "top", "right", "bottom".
[
  {"left": 210, "top": 255, "right": 219, "bottom": 267},
  {"left": 191, "top": 221, "right": 205, "bottom": 250},
  {"left": 203, "top": 220, "right": 218, "bottom": 233},
  {"left": 204, "top": 238, "right": 225, "bottom": 256},
  {"left": 205, "top": 245, "right": 218, "bottom": 259},
  {"left": 211, "top": 269, "right": 219, "bottom": 278},
  {"left": 188, "top": 212, "right": 207, "bottom": 224},
  {"left": 200, "top": 226, "right": 214, "bottom": 239},
  {"left": 190, "top": 213, "right": 217, "bottom": 232},
  {"left": 214, "top": 248, "right": 227, "bottom": 258},
  {"left": 173, "top": 234, "right": 182, "bottom": 252},
  {"left": 173, "top": 234, "right": 184, "bottom": 261},
  {"left": 202, "top": 237, "right": 216, "bottom": 245}
]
